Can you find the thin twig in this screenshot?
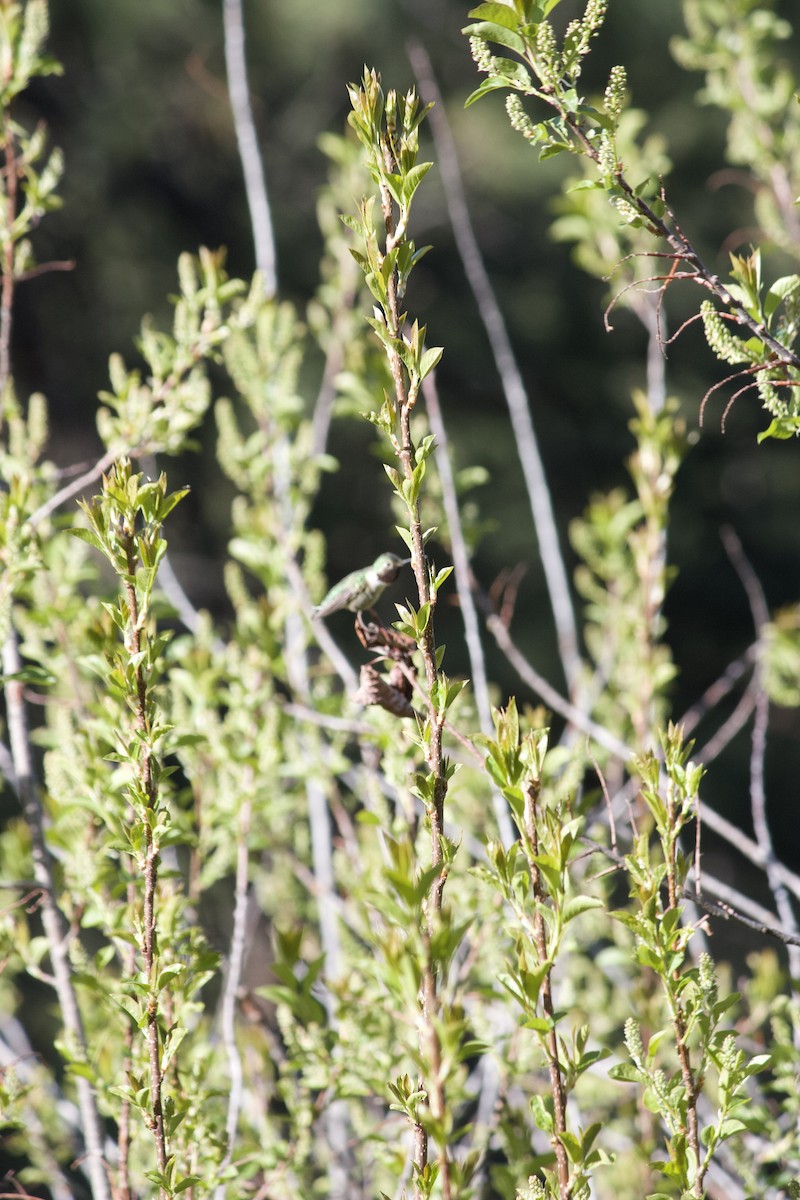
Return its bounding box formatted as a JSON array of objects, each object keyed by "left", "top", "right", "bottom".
[
  {"left": 583, "top": 836, "right": 800, "bottom": 948},
  {"left": 721, "top": 527, "right": 800, "bottom": 980},
  {"left": 680, "top": 646, "right": 756, "bottom": 735},
  {"left": 423, "top": 372, "right": 515, "bottom": 848},
  {"left": 216, "top": 795, "right": 253, "bottom": 1186},
  {"left": 28, "top": 449, "right": 117, "bottom": 528},
  {"left": 373, "top": 90, "right": 451, "bottom": 1200},
  {"left": 0, "top": 1020, "right": 75, "bottom": 1200},
  {"left": 408, "top": 40, "right": 582, "bottom": 698},
  {"left": 0, "top": 106, "right": 18, "bottom": 407},
  {"left": 222, "top": 0, "right": 277, "bottom": 292},
  {"left": 2, "top": 634, "right": 111, "bottom": 1200},
  {"left": 482, "top": 603, "right": 631, "bottom": 761},
  {"left": 121, "top": 539, "right": 168, "bottom": 1193},
  {"left": 692, "top": 873, "right": 800, "bottom": 949},
  {"left": 693, "top": 679, "right": 759, "bottom": 765},
  {"left": 523, "top": 780, "right": 570, "bottom": 1197}
]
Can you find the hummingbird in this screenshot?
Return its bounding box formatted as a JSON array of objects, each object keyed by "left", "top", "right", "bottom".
[{"left": 313, "top": 552, "right": 411, "bottom": 618}]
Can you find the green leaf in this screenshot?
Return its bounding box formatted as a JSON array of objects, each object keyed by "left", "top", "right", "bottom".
[
  {"left": 467, "top": 3, "right": 521, "bottom": 31},
  {"left": 433, "top": 565, "right": 454, "bottom": 592},
  {"left": 402, "top": 161, "right": 434, "bottom": 206},
  {"left": 764, "top": 273, "right": 800, "bottom": 320},
  {"left": 529, "top": 1092, "right": 554, "bottom": 1133},
  {"left": 758, "top": 415, "right": 800, "bottom": 442},
  {"left": 558, "top": 1130, "right": 582, "bottom": 1163},
  {"left": 464, "top": 20, "right": 526, "bottom": 55},
  {"left": 0, "top": 664, "right": 56, "bottom": 687},
  {"left": 561, "top": 894, "right": 604, "bottom": 924},
  {"left": 718, "top": 1118, "right": 748, "bottom": 1140},
  {"left": 419, "top": 345, "right": 444, "bottom": 380},
  {"left": 464, "top": 75, "right": 520, "bottom": 108},
  {"left": 69, "top": 526, "right": 107, "bottom": 554}
]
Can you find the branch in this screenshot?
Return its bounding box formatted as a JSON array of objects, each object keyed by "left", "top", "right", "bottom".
[
  {"left": 721, "top": 527, "right": 800, "bottom": 980},
  {"left": 0, "top": 106, "right": 18, "bottom": 407},
  {"left": 481, "top": 599, "right": 631, "bottom": 761},
  {"left": 222, "top": 0, "right": 277, "bottom": 292},
  {"left": 408, "top": 40, "right": 583, "bottom": 698},
  {"left": 2, "top": 633, "right": 111, "bottom": 1200},
  {"left": 423, "top": 372, "right": 515, "bottom": 848},
  {"left": 121, "top": 537, "right": 168, "bottom": 1192},
  {"left": 523, "top": 780, "right": 570, "bottom": 1197},
  {"left": 215, "top": 794, "right": 253, "bottom": 1193},
  {"left": 27, "top": 449, "right": 117, "bottom": 528}
]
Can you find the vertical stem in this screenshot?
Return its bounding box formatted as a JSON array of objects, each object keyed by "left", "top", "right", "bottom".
[
  {"left": 0, "top": 107, "right": 18, "bottom": 409},
  {"left": 523, "top": 781, "right": 570, "bottom": 1199},
  {"left": 378, "top": 137, "right": 450, "bottom": 1197},
  {"left": 721, "top": 527, "right": 800, "bottom": 982},
  {"left": 116, "top": 995, "right": 134, "bottom": 1200},
  {"left": 122, "top": 548, "right": 168, "bottom": 1194},
  {"left": 423, "top": 374, "right": 516, "bottom": 850},
  {"left": 378, "top": 167, "right": 446, "bottom": 872},
  {"left": 662, "top": 783, "right": 700, "bottom": 1195},
  {"left": 215, "top": 793, "right": 253, "bottom": 1194},
  {"left": 222, "top": 0, "right": 277, "bottom": 294}
]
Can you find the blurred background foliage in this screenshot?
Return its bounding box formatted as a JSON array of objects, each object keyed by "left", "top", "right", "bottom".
[{"left": 18, "top": 0, "right": 800, "bottom": 860}]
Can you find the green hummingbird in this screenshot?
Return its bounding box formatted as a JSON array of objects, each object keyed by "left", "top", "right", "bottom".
[{"left": 313, "top": 552, "right": 411, "bottom": 618}]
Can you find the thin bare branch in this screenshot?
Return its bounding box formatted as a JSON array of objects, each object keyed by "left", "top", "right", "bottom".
[
  {"left": 215, "top": 796, "right": 254, "bottom": 1190},
  {"left": 721, "top": 527, "right": 800, "bottom": 978},
  {"left": 28, "top": 449, "right": 117, "bottom": 528},
  {"left": 423, "top": 371, "right": 515, "bottom": 848},
  {"left": 408, "top": 40, "right": 582, "bottom": 698},
  {"left": 694, "top": 678, "right": 759, "bottom": 764},
  {"left": 222, "top": 0, "right": 277, "bottom": 292},
  {"left": 693, "top": 873, "right": 800, "bottom": 949},
  {"left": 482, "top": 602, "right": 631, "bottom": 761},
  {"left": 2, "top": 633, "right": 111, "bottom": 1200},
  {"left": 680, "top": 646, "right": 756, "bottom": 735}
]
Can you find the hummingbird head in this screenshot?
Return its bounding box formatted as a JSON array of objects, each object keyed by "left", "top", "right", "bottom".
[{"left": 372, "top": 552, "right": 412, "bottom": 583}]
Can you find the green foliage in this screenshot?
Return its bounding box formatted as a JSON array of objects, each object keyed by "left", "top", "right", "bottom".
[{"left": 464, "top": 0, "right": 800, "bottom": 440}]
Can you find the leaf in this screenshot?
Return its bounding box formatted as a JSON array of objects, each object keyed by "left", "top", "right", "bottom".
[
  {"left": 419, "top": 345, "right": 444, "bottom": 380},
  {"left": 464, "top": 20, "right": 526, "bottom": 55},
  {"left": 0, "top": 664, "right": 56, "bottom": 687},
  {"left": 558, "top": 1130, "right": 582, "bottom": 1163},
  {"left": 566, "top": 177, "right": 604, "bottom": 193},
  {"left": 718, "top": 1117, "right": 748, "bottom": 1140},
  {"left": 464, "top": 75, "right": 521, "bottom": 108},
  {"left": 561, "top": 894, "right": 604, "bottom": 924},
  {"left": 757, "top": 415, "right": 800, "bottom": 442},
  {"left": 433, "top": 565, "right": 454, "bottom": 592},
  {"left": 68, "top": 526, "right": 106, "bottom": 554},
  {"left": 608, "top": 1062, "right": 644, "bottom": 1083},
  {"left": 402, "top": 161, "right": 433, "bottom": 206},
  {"left": 467, "top": 3, "right": 521, "bottom": 30},
  {"left": 764, "top": 273, "right": 800, "bottom": 320}
]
